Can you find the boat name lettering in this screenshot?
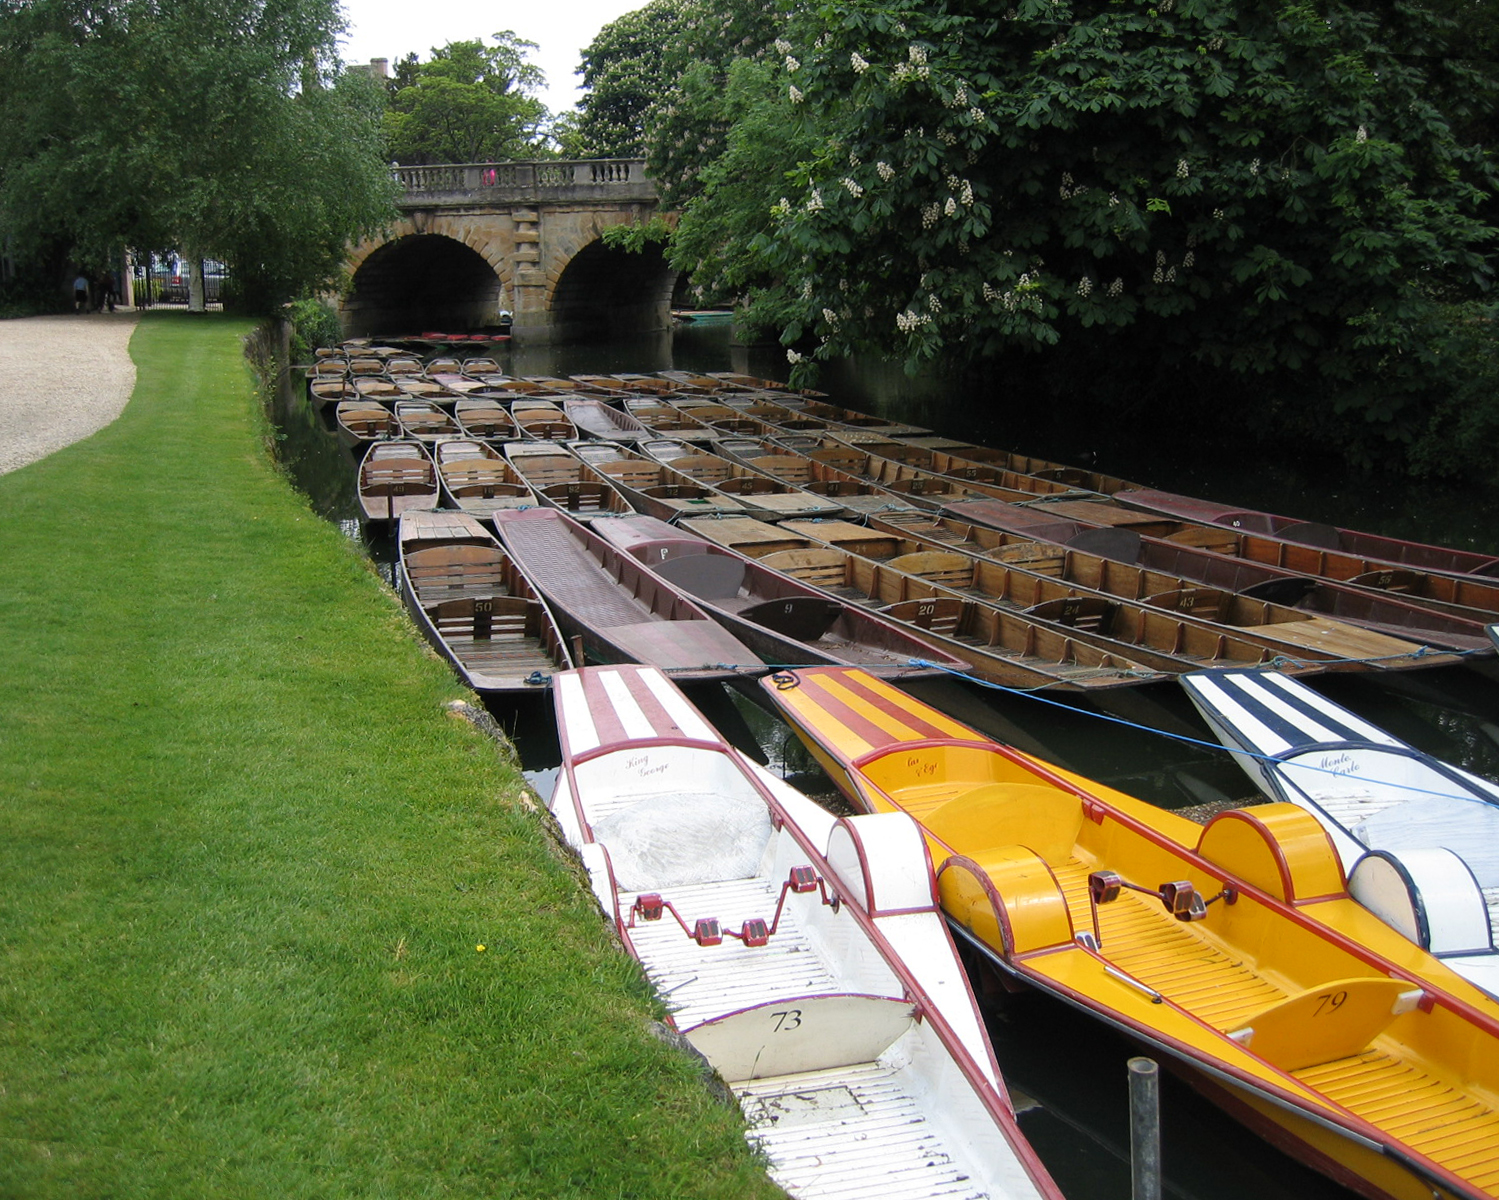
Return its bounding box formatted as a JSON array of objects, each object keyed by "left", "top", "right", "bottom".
[
  {"left": 770, "top": 1009, "right": 802, "bottom": 1032},
  {"left": 1317, "top": 752, "right": 1358, "bottom": 775},
  {"left": 624, "top": 754, "right": 671, "bottom": 778},
  {"left": 1314, "top": 990, "right": 1348, "bottom": 1017},
  {"left": 905, "top": 755, "right": 938, "bottom": 777}
]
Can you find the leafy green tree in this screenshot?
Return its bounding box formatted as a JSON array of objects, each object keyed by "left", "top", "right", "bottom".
[
  {"left": 0, "top": 0, "right": 397, "bottom": 311},
  {"left": 574, "top": 0, "right": 688, "bottom": 158},
  {"left": 383, "top": 35, "right": 550, "bottom": 165}
]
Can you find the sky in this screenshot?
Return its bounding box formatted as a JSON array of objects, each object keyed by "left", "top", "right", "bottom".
[{"left": 337, "top": 0, "right": 646, "bottom": 115}]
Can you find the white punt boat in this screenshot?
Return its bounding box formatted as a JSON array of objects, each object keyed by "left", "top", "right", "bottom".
[
  {"left": 550, "top": 664, "right": 1061, "bottom": 1200},
  {"left": 1182, "top": 667, "right": 1499, "bottom": 997}
]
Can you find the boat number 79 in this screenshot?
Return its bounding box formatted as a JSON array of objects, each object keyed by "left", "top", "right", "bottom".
[
  {"left": 771, "top": 1009, "right": 802, "bottom": 1032},
  {"left": 1314, "top": 990, "right": 1347, "bottom": 1016}
]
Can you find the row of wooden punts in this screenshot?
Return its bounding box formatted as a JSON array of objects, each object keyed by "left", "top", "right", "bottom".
[{"left": 308, "top": 345, "right": 1499, "bottom": 1200}]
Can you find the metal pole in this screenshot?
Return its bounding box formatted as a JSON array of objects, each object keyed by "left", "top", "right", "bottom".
[{"left": 1128, "top": 1056, "right": 1161, "bottom": 1200}]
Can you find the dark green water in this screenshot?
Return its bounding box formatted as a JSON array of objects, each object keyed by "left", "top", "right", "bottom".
[{"left": 269, "top": 324, "right": 1499, "bottom": 1200}]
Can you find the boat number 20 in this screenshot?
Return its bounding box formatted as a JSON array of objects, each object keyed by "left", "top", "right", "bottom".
[
  {"left": 1314, "top": 990, "right": 1348, "bottom": 1017},
  {"left": 770, "top": 1009, "right": 802, "bottom": 1032}
]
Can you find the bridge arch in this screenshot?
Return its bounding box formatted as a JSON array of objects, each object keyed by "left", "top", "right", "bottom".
[
  {"left": 339, "top": 160, "right": 672, "bottom": 343},
  {"left": 343, "top": 231, "right": 511, "bottom": 337}
]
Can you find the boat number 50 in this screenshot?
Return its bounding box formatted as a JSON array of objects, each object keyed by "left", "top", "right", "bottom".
[
  {"left": 770, "top": 1009, "right": 802, "bottom": 1032},
  {"left": 1314, "top": 990, "right": 1348, "bottom": 1017}
]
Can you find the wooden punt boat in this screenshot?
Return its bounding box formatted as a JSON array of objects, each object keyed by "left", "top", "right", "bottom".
[
  {"left": 353, "top": 375, "right": 402, "bottom": 402},
  {"left": 511, "top": 398, "right": 578, "bottom": 441},
  {"left": 778, "top": 435, "right": 1053, "bottom": 509},
  {"left": 452, "top": 398, "right": 518, "bottom": 441},
  {"left": 789, "top": 399, "right": 930, "bottom": 436},
  {"left": 762, "top": 665, "right": 1499, "bottom": 1200},
  {"left": 396, "top": 510, "right": 571, "bottom": 692},
  {"left": 948, "top": 498, "right": 1499, "bottom": 625},
  {"left": 712, "top": 436, "right": 922, "bottom": 516},
  {"left": 592, "top": 516, "right": 972, "bottom": 678},
  {"left": 394, "top": 378, "right": 459, "bottom": 405},
  {"left": 594, "top": 372, "right": 682, "bottom": 395},
  {"left": 491, "top": 508, "right": 762, "bottom": 680},
  {"left": 460, "top": 357, "right": 502, "bottom": 378},
  {"left": 714, "top": 395, "right": 833, "bottom": 432},
  {"left": 308, "top": 377, "right": 358, "bottom": 408},
  {"left": 432, "top": 439, "right": 537, "bottom": 516},
  {"left": 620, "top": 397, "right": 721, "bottom": 442},
  {"left": 664, "top": 398, "right": 777, "bottom": 437},
  {"left": 815, "top": 515, "right": 1455, "bottom": 671},
  {"left": 421, "top": 356, "right": 462, "bottom": 378},
  {"left": 827, "top": 431, "right": 1089, "bottom": 503},
  {"left": 565, "top": 374, "right": 649, "bottom": 395},
  {"left": 640, "top": 440, "right": 846, "bottom": 521},
  {"left": 563, "top": 398, "right": 653, "bottom": 443},
  {"left": 872, "top": 508, "right": 1496, "bottom": 653},
  {"left": 772, "top": 518, "right": 1447, "bottom": 674},
  {"left": 568, "top": 442, "right": 748, "bottom": 521},
  {"left": 679, "top": 517, "right": 1165, "bottom": 690},
  {"left": 348, "top": 356, "right": 386, "bottom": 377},
  {"left": 334, "top": 399, "right": 399, "bottom": 447},
  {"left": 550, "top": 663, "right": 1062, "bottom": 1200},
  {"left": 427, "top": 373, "right": 494, "bottom": 398},
  {"left": 708, "top": 371, "right": 828, "bottom": 397},
  {"left": 1181, "top": 668, "right": 1499, "bottom": 998},
  {"left": 658, "top": 369, "right": 742, "bottom": 392},
  {"left": 357, "top": 440, "right": 437, "bottom": 525},
  {"left": 310, "top": 356, "right": 348, "bottom": 379},
  {"left": 394, "top": 400, "right": 461, "bottom": 442},
  {"left": 524, "top": 375, "right": 606, "bottom": 394},
  {"left": 1118, "top": 488, "right": 1499, "bottom": 580},
  {"left": 501, "top": 442, "right": 636, "bottom": 520},
  {"left": 897, "top": 435, "right": 1143, "bottom": 496},
  {"left": 385, "top": 356, "right": 423, "bottom": 376}
]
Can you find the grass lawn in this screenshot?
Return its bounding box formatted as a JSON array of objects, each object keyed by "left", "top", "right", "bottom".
[{"left": 0, "top": 314, "right": 780, "bottom": 1198}]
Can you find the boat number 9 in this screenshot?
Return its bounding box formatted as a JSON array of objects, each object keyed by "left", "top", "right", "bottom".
[
  {"left": 1313, "top": 990, "right": 1347, "bottom": 1017},
  {"left": 771, "top": 1009, "right": 802, "bottom": 1032}
]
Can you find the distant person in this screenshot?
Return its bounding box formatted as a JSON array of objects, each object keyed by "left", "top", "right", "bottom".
[
  {"left": 73, "top": 272, "right": 90, "bottom": 312},
  {"left": 97, "top": 271, "right": 117, "bottom": 313}
]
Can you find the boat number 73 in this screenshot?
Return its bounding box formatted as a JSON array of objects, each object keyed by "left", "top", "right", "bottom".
[
  {"left": 1314, "top": 990, "right": 1348, "bottom": 1017},
  {"left": 770, "top": 1010, "right": 802, "bottom": 1032}
]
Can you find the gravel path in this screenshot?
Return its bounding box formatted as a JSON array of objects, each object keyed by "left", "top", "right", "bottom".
[{"left": 0, "top": 312, "right": 139, "bottom": 475}]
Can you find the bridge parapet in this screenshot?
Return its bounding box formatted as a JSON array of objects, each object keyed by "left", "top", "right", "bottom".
[{"left": 396, "top": 158, "right": 656, "bottom": 206}]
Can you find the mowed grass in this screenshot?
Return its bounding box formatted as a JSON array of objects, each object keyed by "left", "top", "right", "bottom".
[{"left": 0, "top": 315, "right": 781, "bottom": 1199}]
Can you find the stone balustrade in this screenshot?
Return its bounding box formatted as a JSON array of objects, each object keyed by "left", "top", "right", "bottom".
[{"left": 395, "top": 159, "right": 656, "bottom": 205}]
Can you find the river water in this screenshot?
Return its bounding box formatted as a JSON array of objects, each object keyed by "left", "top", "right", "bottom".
[{"left": 270, "top": 323, "right": 1499, "bottom": 1200}]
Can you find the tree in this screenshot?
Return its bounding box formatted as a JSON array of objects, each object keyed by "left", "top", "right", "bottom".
[
  {"left": 0, "top": 0, "right": 398, "bottom": 311},
  {"left": 574, "top": 0, "right": 689, "bottom": 158},
  {"left": 383, "top": 35, "right": 550, "bottom": 165},
  {"left": 659, "top": 0, "right": 1499, "bottom": 466}
]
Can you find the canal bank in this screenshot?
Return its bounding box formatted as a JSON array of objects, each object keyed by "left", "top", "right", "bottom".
[{"left": 0, "top": 314, "right": 780, "bottom": 1200}]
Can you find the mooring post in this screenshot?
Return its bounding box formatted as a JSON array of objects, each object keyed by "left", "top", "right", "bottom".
[{"left": 1128, "top": 1056, "right": 1162, "bottom": 1200}]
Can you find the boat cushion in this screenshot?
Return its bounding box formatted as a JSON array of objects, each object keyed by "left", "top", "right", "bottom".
[
  {"left": 1277, "top": 521, "right": 1342, "bottom": 549},
  {"left": 1065, "top": 527, "right": 1143, "bottom": 564},
  {"left": 591, "top": 792, "right": 774, "bottom": 890}
]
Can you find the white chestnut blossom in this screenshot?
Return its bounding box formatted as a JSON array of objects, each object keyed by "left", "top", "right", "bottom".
[
  {"left": 805, "top": 188, "right": 823, "bottom": 212},
  {"left": 1077, "top": 276, "right": 1093, "bottom": 298},
  {"left": 851, "top": 51, "right": 869, "bottom": 73},
  {"left": 1250, "top": 158, "right": 1261, "bottom": 175},
  {"left": 822, "top": 308, "right": 840, "bottom": 327},
  {"left": 1107, "top": 278, "right": 1123, "bottom": 297},
  {"left": 774, "top": 38, "right": 792, "bottom": 54},
  {"left": 1356, "top": 124, "right": 1368, "bottom": 143},
  {"left": 1176, "top": 159, "right": 1189, "bottom": 179},
  {"left": 842, "top": 177, "right": 864, "bottom": 198},
  {"left": 877, "top": 161, "right": 895, "bottom": 181},
  {"left": 944, "top": 196, "right": 957, "bottom": 217},
  {"left": 786, "top": 348, "right": 804, "bottom": 363},
  {"left": 785, "top": 55, "right": 800, "bottom": 71},
  {"left": 789, "top": 85, "right": 803, "bottom": 103},
  {"left": 927, "top": 294, "right": 942, "bottom": 313},
  {"left": 908, "top": 44, "right": 927, "bottom": 64},
  {"left": 921, "top": 202, "right": 940, "bottom": 228}
]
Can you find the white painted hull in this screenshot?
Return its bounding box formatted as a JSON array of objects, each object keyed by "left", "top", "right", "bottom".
[
  {"left": 550, "top": 665, "right": 1060, "bottom": 1200},
  {"left": 1182, "top": 668, "right": 1499, "bottom": 995}
]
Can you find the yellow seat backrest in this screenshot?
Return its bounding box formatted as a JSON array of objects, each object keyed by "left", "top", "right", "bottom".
[
  {"left": 924, "top": 782, "right": 1084, "bottom": 866},
  {"left": 1225, "top": 977, "right": 1422, "bottom": 1072}
]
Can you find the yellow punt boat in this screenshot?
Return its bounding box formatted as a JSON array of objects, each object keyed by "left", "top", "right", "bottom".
[{"left": 760, "top": 666, "right": 1499, "bottom": 1200}]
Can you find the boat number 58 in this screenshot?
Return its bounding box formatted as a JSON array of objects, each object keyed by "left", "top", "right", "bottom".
[
  {"left": 770, "top": 1009, "right": 802, "bottom": 1032},
  {"left": 1314, "top": 990, "right": 1348, "bottom": 1016}
]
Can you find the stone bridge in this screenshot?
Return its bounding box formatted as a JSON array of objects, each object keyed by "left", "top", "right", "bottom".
[{"left": 343, "top": 159, "right": 672, "bottom": 343}]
